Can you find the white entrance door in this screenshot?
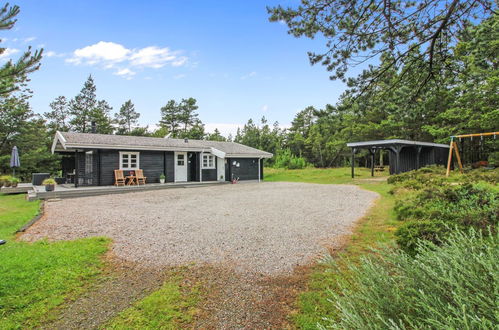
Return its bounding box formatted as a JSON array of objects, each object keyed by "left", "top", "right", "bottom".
[
  {"left": 217, "top": 157, "right": 225, "bottom": 181},
  {"left": 175, "top": 152, "right": 187, "bottom": 182}
]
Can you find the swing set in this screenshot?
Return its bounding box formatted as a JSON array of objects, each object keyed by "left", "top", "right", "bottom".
[{"left": 446, "top": 131, "right": 499, "bottom": 177}]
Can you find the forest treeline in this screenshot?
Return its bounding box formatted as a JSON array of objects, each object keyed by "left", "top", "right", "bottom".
[{"left": 0, "top": 10, "right": 497, "bottom": 178}]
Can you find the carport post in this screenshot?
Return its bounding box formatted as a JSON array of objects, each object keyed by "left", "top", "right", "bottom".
[
  {"left": 351, "top": 148, "right": 356, "bottom": 178},
  {"left": 370, "top": 148, "right": 375, "bottom": 177},
  {"left": 416, "top": 146, "right": 422, "bottom": 170}
]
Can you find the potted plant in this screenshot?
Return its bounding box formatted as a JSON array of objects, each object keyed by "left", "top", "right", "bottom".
[
  {"left": 0, "top": 175, "right": 9, "bottom": 187},
  {"left": 42, "top": 178, "right": 57, "bottom": 192},
  {"left": 10, "top": 177, "right": 19, "bottom": 188},
  {"left": 159, "top": 173, "right": 166, "bottom": 184},
  {"left": 2, "top": 176, "right": 12, "bottom": 187}
]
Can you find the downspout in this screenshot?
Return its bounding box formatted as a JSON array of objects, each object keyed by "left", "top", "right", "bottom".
[{"left": 200, "top": 151, "right": 203, "bottom": 183}]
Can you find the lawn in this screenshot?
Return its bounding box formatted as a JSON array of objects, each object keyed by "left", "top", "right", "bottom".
[
  {"left": 264, "top": 166, "right": 380, "bottom": 184},
  {"left": 0, "top": 194, "right": 109, "bottom": 328},
  {"left": 264, "top": 167, "right": 399, "bottom": 328}
]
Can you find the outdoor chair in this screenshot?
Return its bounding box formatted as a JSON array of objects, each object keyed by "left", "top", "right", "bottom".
[
  {"left": 136, "top": 169, "right": 147, "bottom": 185},
  {"left": 114, "top": 169, "right": 126, "bottom": 186}
]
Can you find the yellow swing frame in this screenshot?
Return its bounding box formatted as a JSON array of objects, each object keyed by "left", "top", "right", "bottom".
[{"left": 446, "top": 132, "right": 499, "bottom": 177}]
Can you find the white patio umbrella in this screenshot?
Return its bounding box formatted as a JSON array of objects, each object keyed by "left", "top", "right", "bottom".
[{"left": 10, "top": 146, "right": 20, "bottom": 176}]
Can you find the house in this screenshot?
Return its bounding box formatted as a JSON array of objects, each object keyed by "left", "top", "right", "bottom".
[
  {"left": 346, "top": 139, "right": 450, "bottom": 177},
  {"left": 51, "top": 131, "right": 273, "bottom": 186}
]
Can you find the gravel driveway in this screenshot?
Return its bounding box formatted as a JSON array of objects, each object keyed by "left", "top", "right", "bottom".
[{"left": 22, "top": 182, "right": 378, "bottom": 275}]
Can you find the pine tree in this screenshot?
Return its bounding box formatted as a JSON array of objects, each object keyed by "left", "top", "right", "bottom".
[
  {"left": 92, "top": 100, "right": 113, "bottom": 134},
  {"left": 159, "top": 98, "right": 203, "bottom": 138},
  {"left": 179, "top": 97, "right": 200, "bottom": 134},
  {"left": 69, "top": 75, "right": 97, "bottom": 133},
  {"left": 45, "top": 96, "right": 70, "bottom": 133},
  {"left": 206, "top": 128, "right": 227, "bottom": 141},
  {"left": 115, "top": 99, "right": 140, "bottom": 135},
  {"left": 0, "top": 4, "right": 42, "bottom": 96},
  {"left": 68, "top": 75, "right": 113, "bottom": 133},
  {"left": 159, "top": 100, "right": 181, "bottom": 137}
]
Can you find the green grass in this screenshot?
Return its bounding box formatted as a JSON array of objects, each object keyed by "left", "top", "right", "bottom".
[
  {"left": 265, "top": 166, "right": 381, "bottom": 184},
  {"left": 0, "top": 194, "right": 109, "bottom": 329},
  {"left": 264, "top": 168, "right": 399, "bottom": 328},
  {"left": 0, "top": 194, "right": 40, "bottom": 238},
  {"left": 105, "top": 270, "right": 201, "bottom": 329}
]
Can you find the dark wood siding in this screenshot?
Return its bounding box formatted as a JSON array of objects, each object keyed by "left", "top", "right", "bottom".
[
  {"left": 388, "top": 146, "right": 449, "bottom": 174},
  {"left": 165, "top": 152, "right": 174, "bottom": 182},
  {"left": 99, "top": 150, "right": 168, "bottom": 185},
  {"left": 202, "top": 169, "right": 217, "bottom": 181},
  {"left": 140, "top": 151, "right": 164, "bottom": 183},
  {"left": 99, "top": 150, "right": 119, "bottom": 185},
  {"left": 230, "top": 158, "right": 259, "bottom": 180}
]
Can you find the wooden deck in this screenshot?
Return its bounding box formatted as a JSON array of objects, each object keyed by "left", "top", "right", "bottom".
[{"left": 26, "top": 181, "right": 227, "bottom": 201}]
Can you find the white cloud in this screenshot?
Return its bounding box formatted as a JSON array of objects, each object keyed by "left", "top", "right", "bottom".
[
  {"left": 67, "top": 41, "right": 130, "bottom": 65},
  {"left": 261, "top": 104, "right": 269, "bottom": 112},
  {"left": 240, "top": 71, "right": 257, "bottom": 80},
  {"left": 114, "top": 68, "right": 136, "bottom": 79},
  {"left": 129, "top": 46, "right": 188, "bottom": 69},
  {"left": 173, "top": 73, "right": 186, "bottom": 79},
  {"left": 45, "top": 50, "right": 66, "bottom": 58},
  {"left": 66, "top": 41, "right": 188, "bottom": 78},
  {"left": 23, "top": 36, "right": 36, "bottom": 43},
  {"left": 0, "top": 48, "right": 19, "bottom": 60}
]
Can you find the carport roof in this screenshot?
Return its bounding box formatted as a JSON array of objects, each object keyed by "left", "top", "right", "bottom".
[
  {"left": 52, "top": 131, "right": 273, "bottom": 158},
  {"left": 346, "top": 139, "right": 449, "bottom": 149}
]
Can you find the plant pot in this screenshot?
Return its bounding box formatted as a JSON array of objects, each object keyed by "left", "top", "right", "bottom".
[
  {"left": 11, "top": 182, "right": 18, "bottom": 188},
  {"left": 4, "top": 182, "right": 11, "bottom": 187},
  {"left": 160, "top": 179, "right": 165, "bottom": 184},
  {"left": 45, "top": 184, "right": 55, "bottom": 192}
]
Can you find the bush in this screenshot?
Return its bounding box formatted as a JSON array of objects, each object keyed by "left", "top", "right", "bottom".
[
  {"left": 488, "top": 151, "right": 499, "bottom": 167},
  {"left": 321, "top": 229, "right": 498, "bottom": 329},
  {"left": 273, "top": 149, "right": 308, "bottom": 169},
  {"left": 395, "top": 220, "right": 454, "bottom": 255},
  {"left": 394, "top": 182, "right": 498, "bottom": 253}
]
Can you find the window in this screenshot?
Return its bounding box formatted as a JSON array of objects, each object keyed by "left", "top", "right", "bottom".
[
  {"left": 202, "top": 154, "right": 215, "bottom": 169},
  {"left": 177, "top": 154, "right": 185, "bottom": 166},
  {"left": 119, "top": 152, "right": 140, "bottom": 170}
]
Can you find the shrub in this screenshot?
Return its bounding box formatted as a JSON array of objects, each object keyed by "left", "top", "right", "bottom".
[
  {"left": 321, "top": 229, "right": 498, "bottom": 329},
  {"left": 273, "top": 149, "right": 308, "bottom": 169},
  {"left": 395, "top": 220, "right": 454, "bottom": 255},
  {"left": 394, "top": 182, "right": 498, "bottom": 253},
  {"left": 488, "top": 151, "right": 499, "bottom": 167}
]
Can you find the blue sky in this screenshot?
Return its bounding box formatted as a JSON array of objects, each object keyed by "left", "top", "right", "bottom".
[{"left": 3, "top": 0, "right": 355, "bottom": 136}]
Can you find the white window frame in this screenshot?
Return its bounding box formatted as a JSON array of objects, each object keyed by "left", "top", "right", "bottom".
[
  {"left": 202, "top": 154, "right": 216, "bottom": 169},
  {"left": 119, "top": 151, "right": 140, "bottom": 170}
]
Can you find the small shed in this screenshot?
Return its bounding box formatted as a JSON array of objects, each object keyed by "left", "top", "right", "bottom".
[{"left": 346, "top": 139, "right": 450, "bottom": 178}]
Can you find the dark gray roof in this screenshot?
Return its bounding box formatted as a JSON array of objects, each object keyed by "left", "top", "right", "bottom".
[
  {"left": 346, "top": 139, "right": 449, "bottom": 149},
  {"left": 53, "top": 131, "right": 273, "bottom": 158}
]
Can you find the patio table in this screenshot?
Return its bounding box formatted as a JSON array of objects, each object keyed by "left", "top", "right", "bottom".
[{"left": 126, "top": 176, "right": 137, "bottom": 185}]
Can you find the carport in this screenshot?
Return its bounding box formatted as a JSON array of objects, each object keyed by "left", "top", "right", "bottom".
[{"left": 346, "top": 139, "right": 450, "bottom": 178}]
